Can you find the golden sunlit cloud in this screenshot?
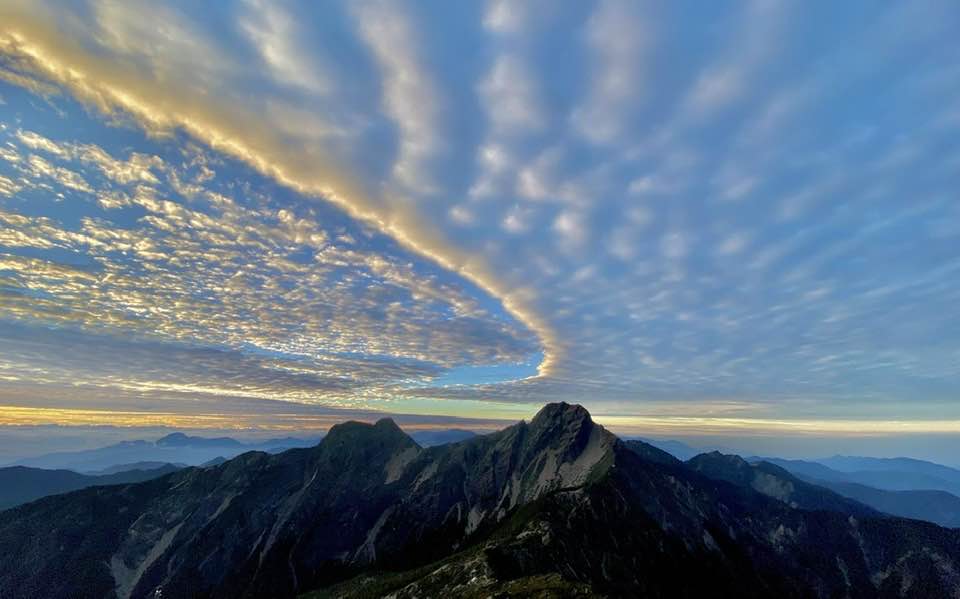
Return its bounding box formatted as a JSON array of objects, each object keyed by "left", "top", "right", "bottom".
[
  {"left": 0, "top": 404, "right": 514, "bottom": 433},
  {"left": 0, "top": 4, "right": 559, "bottom": 379}
]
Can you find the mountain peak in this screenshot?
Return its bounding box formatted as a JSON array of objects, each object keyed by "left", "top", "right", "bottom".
[
  {"left": 323, "top": 419, "right": 417, "bottom": 452},
  {"left": 155, "top": 432, "right": 243, "bottom": 448},
  {"left": 688, "top": 450, "right": 750, "bottom": 470},
  {"left": 156, "top": 432, "right": 188, "bottom": 445},
  {"left": 514, "top": 402, "right": 616, "bottom": 494},
  {"left": 531, "top": 402, "right": 592, "bottom": 428},
  {"left": 374, "top": 417, "right": 403, "bottom": 433}
]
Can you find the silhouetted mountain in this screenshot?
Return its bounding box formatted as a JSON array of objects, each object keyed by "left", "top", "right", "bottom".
[
  {"left": 816, "top": 455, "right": 960, "bottom": 495},
  {"left": 818, "top": 481, "right": 960, "bottom": 529},
  {"left": 87, "top": 462, "right": 188, "bottom": 476},
  {"left": 820, "top": 455, "right": 960, "bottom": 477},
  {"left": 753, "top": 456, "right": 850, "bottom": 482},
  {"left": 0, "top": 464, "right": 181, "bottom": 511},
  {"left": 8, "top": 429, "right": 484, "bottom": 473},
  {"left": 687, "top": 451, "right": 878, "bottom": 517},
  {"left": 1, "top": 403, "right": 959, "bottom": 598},
  {"left": 9, "top": 434, "right": 318, "bottom": 472},
  {"left": 155, "top": 433, "right": 244, "bottom": 449},
  {"left": 760, "top": 455, "right": 960, "bottom": 493},
  {"left": 633, "top": 437, "right": 702, "bottom": 461},
  {"left": 622, "top": 439, "right": 683, "bottom": 466},
  {"left": 755, "top": 457, "right": 960, "bottom": 528}
]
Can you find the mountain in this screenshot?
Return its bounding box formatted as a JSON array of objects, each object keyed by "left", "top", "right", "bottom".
[
  {"left": 8, "top": 429, "right": 481, "bottom": 473},
  {"left": 0, "top": 464, "right": 181, "bottom": 511},
  {"left": 154, "top": 433, "right": 245, "bottom": 449},
  {"left": 87, "top": 462, "right": 188, "bottom": 476},
  {"left": 8, "top": 434, "right": 319, "bottom": 472},
  {"left": 1, "top": 403, "right": 959, "bottom": 598},
  {"left": 761, "top": 455, "right": 960, "bottom": 494},
  {"left": 819, "top": 455, "right": 960, "bottom": 478},
  {"left": 818, "top": 481, "right": 960, "bottom": 529},
  {"left": 815, "top": 455, "right": 960, "bottom": 495},
  {"left": 752, "top": 456, "right": 851, "bottom": 482},
  {"left": 756, "top": 457, "right": 960, "bottom": 528},
  {"left": 687, "top": 451, "right": 878, "bottom": 518},
  {"left": 622, "top": 439, "right": 684, "bottom": 466},
  {"left": 633, "top": 437, "right": 702, "bottom": 461}
]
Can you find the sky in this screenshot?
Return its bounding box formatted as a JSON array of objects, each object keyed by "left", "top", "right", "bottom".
[{"left": 0, "top": 1, "right": 959, "bottom": 462}]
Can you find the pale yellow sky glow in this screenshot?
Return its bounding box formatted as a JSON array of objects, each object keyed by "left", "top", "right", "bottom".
[{"left": 2, "top": 404, "right": 958, "bottom": 439}]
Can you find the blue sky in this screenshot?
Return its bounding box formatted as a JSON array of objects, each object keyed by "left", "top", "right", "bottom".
[{"left": 0, "top": 1, "right": 959, "bottom": 457}]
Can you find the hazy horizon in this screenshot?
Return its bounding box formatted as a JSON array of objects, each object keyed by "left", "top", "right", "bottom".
[{"left": 3, "top": 416, "right": 960, "bottom": 470}]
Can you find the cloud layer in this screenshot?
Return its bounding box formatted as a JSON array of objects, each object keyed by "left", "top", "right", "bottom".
[{"left": 1, "top": 0, "right": 959, "bottom": 432}]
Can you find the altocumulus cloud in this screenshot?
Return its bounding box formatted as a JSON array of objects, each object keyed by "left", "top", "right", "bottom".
[{"left": 0, "top": 0, "right": 959, "bottom": 433}]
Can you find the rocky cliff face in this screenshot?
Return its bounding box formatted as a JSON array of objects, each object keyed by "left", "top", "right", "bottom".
[{"left": 1, "top": 403, "right": 959, "bottom": 598}]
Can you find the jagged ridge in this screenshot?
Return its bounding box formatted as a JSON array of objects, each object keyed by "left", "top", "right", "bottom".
[{"left": 0, "top": 403, "right": 958, "bottom": 598}]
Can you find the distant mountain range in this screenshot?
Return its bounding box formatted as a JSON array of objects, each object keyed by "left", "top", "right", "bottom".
[
  {"left": 1, "top": 403, "right": 958, "bottom": 598},
  {"left": 7, "top": 433, "right": 317, "bottom": 472},
  {"left": 756, "top": 456, "right": 960, "bottom": 528},
  {"left": 756, "top": 455, "right": 960, "bottom": 496},
  {"left": 6, "top": 429, "right": 478, "bottom": 474},
  {"left": 0, "top": 464, "right": 181, "bottom": 511},
  {"left": 688, "top": 452, "right": 880, "bottom": 518}
]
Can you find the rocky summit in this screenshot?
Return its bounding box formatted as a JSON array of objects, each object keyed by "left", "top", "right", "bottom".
[{"left": 1, "top": 403, "right": 959, "bottom": 598}]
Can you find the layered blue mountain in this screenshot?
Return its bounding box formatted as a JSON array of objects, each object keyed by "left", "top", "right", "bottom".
[
  {"left": 817, "top": 455, "right": 960, "bottom": 496},
  {"left": 758, "top": 456, "right": 960, "bottom": 528},
  {"left": 8, "top": 433, "right": 317, "bottom": 472},
  {"left": 0, "top": 404, "right": 958, "bottom": 598},
  {"left": 7, "top": 429, "right": 476, "bottom": 473},
  {"left": 0, "top": 464, "right": 181, "bottom": 511}
]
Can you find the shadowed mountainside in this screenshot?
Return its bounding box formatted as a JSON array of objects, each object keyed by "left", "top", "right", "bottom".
[
  {"left": 0, "top": 464, "right": 181, "bottom": 511},
  {"left": 758, "top": 457, "right": 960, "bottom": 528},
  {"left": 0, "top": 403, "right": 959, "bottom": 598}
]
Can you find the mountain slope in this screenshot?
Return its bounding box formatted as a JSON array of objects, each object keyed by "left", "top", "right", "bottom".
[
  {"left": 760, "top": 457, "right": 960, "bottom": 528},
  {"left": 1, "top": 403, "right": 959, "bottom": 598},
  {"left": 765, "top": 455, "right": 960, "bottom": 496},
  {"left": 10, "top": 434, "right": 318, "bottom": 472},
  {"left": 319, "top": 436, "right": 960, "bottom": 598},
  {"left": 0, "top": 464, "right": 182, "bottom": 511},
  {"left": 819, "top": 481, "right": 960, "bottom": 529},
  {"left": 819, "top": 455, "right": 960, "bottom": 482},
  {"left": 10, "top": 429, "right": 479, "bottom": 473},
  {"left": 687, "top": 451, "right": 878, "bottom": 517}
]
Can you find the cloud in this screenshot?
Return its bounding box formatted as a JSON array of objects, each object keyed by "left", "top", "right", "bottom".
[
  {"left": 717, "top": 232, "right": 750, "bottom": 256},
  {"left": 478, "top": 54, "right": 544, "bottom": 135},
  {"left": 352, "top": 0, "right": 442, "bottom": 193},
  {"left": 571, "top": 0, "right": 650, "bottom": 145},
  {"left": 91, "top": 0, "right": 235, "bottom": 85},
  {"left": 1, "top": 0, "right": 958, "bottom": 432},
  {"left": 448, "top": 204, "right": 474, "bottom": 226},
  {"left": 553, "top": 210, "right": 588, "bottom": 248},
  {"left": 502, "top": 204, "right": 533, "bottom": 234},
  {"left": 482, "top": 0, "right": 530, "bottom": 35},
  {"left": 0, "top": 2, "right": 560, "bottom": 382},
  {"left": 660, "top": 231, "right": 688, "bottom": 260},
  {"left": 239, "top": 0, "right": 329, "bottom": 94},
  {"left": 0, "top": 127, "right": 539, "bottom": 407}
]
